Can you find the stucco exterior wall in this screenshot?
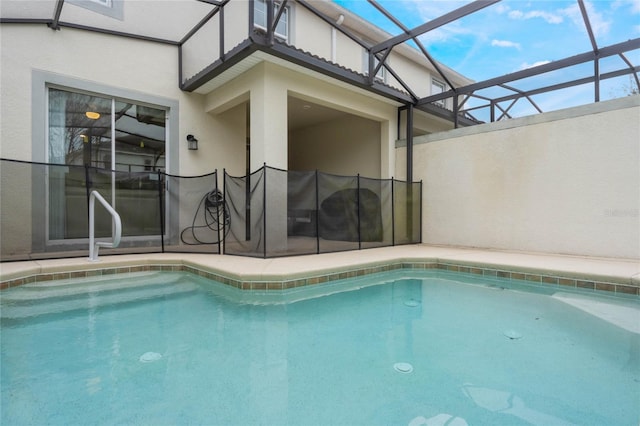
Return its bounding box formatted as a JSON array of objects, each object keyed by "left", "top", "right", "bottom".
[
  {"left": 0, "top": 25, "right": 224, "bottom": 174},
  {"left": 396, "top": 96, "right": 640, "bottom": 259},
  {"left": 204, "top": 60, "right": 398, "bottom": 177},
  {"left": 289, "top": 115, "right": 380, "bottom": 177},
  {"left": 293, "top": 4, "right": 332, "bottom": 59},
  {"left": 182, "top": 1, "right": 249, "bottom": 84},
  {"left": 0, "top": 25, "right": 242, "bottom": 255}
]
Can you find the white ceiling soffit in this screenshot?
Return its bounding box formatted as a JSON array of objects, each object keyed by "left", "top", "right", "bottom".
[{"left": 194, "top": 53, "right": 264, "bottom": 95}]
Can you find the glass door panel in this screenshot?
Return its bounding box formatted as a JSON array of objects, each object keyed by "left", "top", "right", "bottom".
[
  {"left": 48, "top": 89, "right": 112, "bottom": 239},
  {"left": 113, "top": 101, "right": 166, "bottom": 237},
  {"left": 47, "top": 88, "right": 167, "bottom": 240}
]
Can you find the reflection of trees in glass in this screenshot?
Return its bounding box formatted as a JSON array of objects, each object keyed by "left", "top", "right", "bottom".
[
  {"left": 114, "top": 101, "right": 166, "bottom": 172},
  {"left": 49, "top": 88, "right": 166, "bottom": 171},
  {"left": 49, "top": 89, "right": 111, "bottom": 166},
  {"left": 47, "top": 88, "right": 169, "bottom": 240}
]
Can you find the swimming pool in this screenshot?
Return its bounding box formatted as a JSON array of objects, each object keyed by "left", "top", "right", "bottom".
[{"left": 1, "top": 269, "right": 638, "bottom": 425}]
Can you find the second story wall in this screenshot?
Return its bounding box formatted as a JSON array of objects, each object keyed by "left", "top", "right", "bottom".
[
  {"left": 293, "top": 3, "right": 333, "bottom": 59},
  {"left": 180, "top": 0, "right": 470, "bottom": 104}
]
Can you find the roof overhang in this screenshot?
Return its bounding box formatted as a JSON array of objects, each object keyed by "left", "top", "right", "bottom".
[{"left": 181, "top": 35, "right": 414, "bottom": 105}]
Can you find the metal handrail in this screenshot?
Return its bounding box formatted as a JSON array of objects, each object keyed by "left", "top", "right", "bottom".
[{"left": 88, "top": 190, "right": 122, "bottom": 261}]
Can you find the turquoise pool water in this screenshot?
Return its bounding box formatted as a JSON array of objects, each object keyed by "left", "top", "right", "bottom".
[{"left": 1, "top": 270, "right": 638, "bottom": 425}]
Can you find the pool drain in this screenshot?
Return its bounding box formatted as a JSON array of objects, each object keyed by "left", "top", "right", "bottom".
[
  {"left": 503, "top": 330, "right": 523, "bottom": 340},
  {"left": 139, "top": 352, "right": 162, "bottom": 363},
  {"left": 394, "top": 362, "right": 414, "bottom": 373},
  {"left": 404, "top": 299, "right": 420, "bottom": 307}
]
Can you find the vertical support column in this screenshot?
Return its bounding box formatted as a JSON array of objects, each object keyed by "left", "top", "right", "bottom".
[
  {"left": 453, "top": 94, "right": 459, "bottom": 129},
  {"left": 219, "top": 6, "right": 225, "bottom": 62},
  {"left": 594, "top": 58, "right": 600, "bottom": 102},
  {"left": 266, "top": 0, "right": 275, "bottom": 46},
  {"left": 249, "top": 64, "right": 287, "bottom": 171},
  {"left": 178, "top": 45, "right": 183, "bottom": 88},
  {"left": 250, "top": 63, "right": 288, "bottom": 254},
  {"left": 405, "top": 104, "right": 414, "bottom": 242},
  {"left": 406, "top": 103, "right": 413, "bottom": 182},
  {"left": 380, "top": 119, "right": 394, "bottom": 179},
  {"left": 248, "top": 0, "right": 255, "bottom": 40}
]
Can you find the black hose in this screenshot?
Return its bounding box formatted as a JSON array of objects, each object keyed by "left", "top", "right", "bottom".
[{"left": 180, "top": 189, "right": 230, "bottom": 245}]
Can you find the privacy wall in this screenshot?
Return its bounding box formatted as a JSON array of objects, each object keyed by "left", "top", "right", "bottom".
[{"left": 397, "top": 96, "right": 640, "bottom": 259}]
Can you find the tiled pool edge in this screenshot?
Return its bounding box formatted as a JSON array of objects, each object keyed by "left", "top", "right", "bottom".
[{"left": 1, "top": 259, "right": 638, "bottom": 297}]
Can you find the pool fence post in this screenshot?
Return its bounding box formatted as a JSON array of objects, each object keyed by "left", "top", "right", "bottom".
[
  {"left": 357, "top": 173, "right": 361, "bottom": 250},
  {"left": 315, "top": 169, "right": 320, "bottom": 254},
  {"left": 84, "top": 164, "right": 91, "bottom": 229},
  {"left": 222, "top": 168, "right": 227, "bottom": 255},
  {"left": 391, "top": 177, "right": 395, "bottom": 246},
  {"left": 215, "top": 170, "right": 221, "bottom": 254},
  {"left": 157, "top": 170, "right": 165, "bottom": 253},
  {"left": 263, "top": 163, "right": 267, "bottom": 259},
  {"left": 419, "top": 180, "right": 423, "bottom": 243}
]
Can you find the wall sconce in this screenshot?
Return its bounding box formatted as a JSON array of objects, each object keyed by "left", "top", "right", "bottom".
[{"left": 186, "top": 134, "right": 198, "bottom": 150}]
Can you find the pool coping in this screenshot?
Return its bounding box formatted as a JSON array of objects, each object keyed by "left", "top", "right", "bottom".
[{"left": 1, "top": 245, "right": 639, "bottom": 296}]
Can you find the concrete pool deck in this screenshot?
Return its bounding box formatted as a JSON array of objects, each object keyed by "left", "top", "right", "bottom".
[{"left": 1, "top": 244, "right": 639, "bottom": 296}]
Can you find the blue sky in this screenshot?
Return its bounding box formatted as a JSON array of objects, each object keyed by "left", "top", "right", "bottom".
[{"left": 332, "top": 0, "right": 640, "bottom": 117}]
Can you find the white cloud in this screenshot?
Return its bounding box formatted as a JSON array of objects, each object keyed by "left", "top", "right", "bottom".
[
  {"left": 508, "top": 9, "right": 563, "bottom": 24},
  {"left": 494, "top": 4, "right": 511, "bottom": 15},
  {"left": 520, "top": 60, "right": 552, "bottom": 70},
  {"left": 508, "top": 10, "right": 523, "bottom": 19},
  {"left": 561, "top": 1, "right": 611, "bottom": 37},
  {"left": 612, "top": 0, "right": 640, "bottom": 15},
  {"left": 491, "top": 39, "right": 521, "bottom": 49},
  {"left": 408, "top": 0, "right": 475, "bottom": 44}
]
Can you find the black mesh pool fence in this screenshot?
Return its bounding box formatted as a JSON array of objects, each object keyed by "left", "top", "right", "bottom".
[
  {"left": 223, "top": 166, "right": 422, "bottom": 258},
  {"left": 0, "top": 159, "right": 421, "bottom": 261}
]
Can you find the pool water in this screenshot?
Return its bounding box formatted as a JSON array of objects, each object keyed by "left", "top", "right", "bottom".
[{"left": 1, "top": 270, "right": 638, "bottom": 425}]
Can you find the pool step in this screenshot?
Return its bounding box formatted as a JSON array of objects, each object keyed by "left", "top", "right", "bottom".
[
  {"left": 4, "top": 271, "right": 183, "bottom": 300},
  {"left": 0, "top": 272, "right": 198, "bottom": 320}
]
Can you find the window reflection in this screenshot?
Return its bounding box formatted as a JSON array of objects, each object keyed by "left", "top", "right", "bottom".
[{"left": 47, "top": 88, "right": 166, "bottom": 240}]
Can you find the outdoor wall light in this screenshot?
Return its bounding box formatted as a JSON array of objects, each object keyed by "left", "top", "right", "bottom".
[{"left": 187, "top": 134, "right": 198, "bottom": 150}]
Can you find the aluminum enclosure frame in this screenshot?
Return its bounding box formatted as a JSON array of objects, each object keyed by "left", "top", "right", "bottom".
[{"left": 2, "top": 0, "right": 639, "bottom": 182}]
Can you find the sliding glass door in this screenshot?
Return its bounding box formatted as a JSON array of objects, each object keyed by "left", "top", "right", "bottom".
[{"left": 47, "top": 87, "right": 167, "bottom": 241}]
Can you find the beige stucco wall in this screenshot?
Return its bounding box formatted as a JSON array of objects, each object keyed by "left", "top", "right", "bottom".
[
  {"left": 396, "top": 96, "right": 640, "bottom": 259},
  {"left": 181, "top": 0, "right": 249, "bottom": 84},
  {"left": 0, "top": 24, "right": 243, "bottom": 255},
  {"left": 289, "top": 115, "right": 380, "bottom": 177},
  {"left": 293, "top": 3, "right": 332, "bottom": 59},
  {"left": 205, "top": 60, "right": 399, "bottom": 177},
  {"left": 0, "top": 25, "right": 226, "bottom": 174}
]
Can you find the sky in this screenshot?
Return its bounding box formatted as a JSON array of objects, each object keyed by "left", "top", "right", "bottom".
[{"left": 332, "top": 0, "right": 640, "bottom": 118}]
